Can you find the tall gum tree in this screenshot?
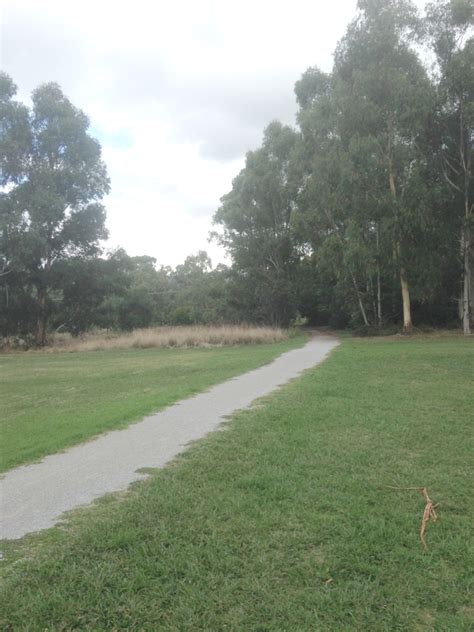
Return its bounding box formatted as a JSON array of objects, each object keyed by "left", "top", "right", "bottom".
[
  {"left": 0, "top": 74, "right": 110, "bottom": 345},
  {"left": 293, "top": 69, "right": 372, "bottom": 327},
  {"left": 333, "top": 0, "right": 433, "bottom": 332},
  {"left": 293, "top": 67, "right": 404, "bottom": 328},
  {"left": 213, "top": 121, "right": 299, "bottom": 326}
]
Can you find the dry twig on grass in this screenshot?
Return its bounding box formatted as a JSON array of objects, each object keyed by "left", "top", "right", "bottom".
[
  {"left": 386, "top": 486, "right": 439, "bottom": 549},
  {"left": 418, "top": 487, "right": 439, "bottom": 549}
]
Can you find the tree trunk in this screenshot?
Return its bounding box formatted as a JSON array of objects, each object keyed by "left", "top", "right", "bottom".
[
  {"left": 462, "top": 226, "right": 471, "bottom": 335},
  {"left": 460, "top": 97, "right": 472, "bottom": 334},
  {"left": 388, "top": 125, "right": 412, "bottom": 333},
  {"left": 400, "top": 267, "right": 412, "bottom": 333},
  {"left": 377, "top": 269, "right": 382, "bottom": 326},
  {"left": 376, "top": 225, "right": 382, "bottom": 327},
  {"left": 35, "top": 286, "right": 47, "bottom": 346},
  {"left": 369, "top": 276, "right": 377, "bottom": 324},
  {"left": 349, "top": 268, "right": 370, "bottom": 326},
  {"left": 470, "top": 242, "right": 474, "bottom": 322},
  {"left": 356, "top": 286, "right": 370, "bottom": 327}
]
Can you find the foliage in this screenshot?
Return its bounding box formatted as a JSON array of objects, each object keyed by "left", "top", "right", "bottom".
[
  {"left": 213, "top": 121, "right": 300, "bottom": 326},
  {"left": 0, "top": 74, "right": 109, "bottom": 345}
]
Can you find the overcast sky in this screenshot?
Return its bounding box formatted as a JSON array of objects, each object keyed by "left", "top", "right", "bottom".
[{"left": 1, "top": 0, "right": 424, "bottom": 268}]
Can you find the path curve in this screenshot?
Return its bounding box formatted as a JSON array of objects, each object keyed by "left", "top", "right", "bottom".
[{"left": 1, "top": 335, "right": 338, "bottom": 540}]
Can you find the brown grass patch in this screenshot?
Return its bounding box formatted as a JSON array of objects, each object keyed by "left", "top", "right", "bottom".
[{"left": 44, "top": 325, "right": 288, "bottom": 352}]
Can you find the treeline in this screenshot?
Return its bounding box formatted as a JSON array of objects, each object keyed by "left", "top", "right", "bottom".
[
  {"left": 1, "top": 0, "right": 473, "bottom": 345},
  {"left": 0, "top": 247, "right": 241, "bottom": 339},
  {"left": 214, "top": 0, "right": 473, "bottom": 334}
]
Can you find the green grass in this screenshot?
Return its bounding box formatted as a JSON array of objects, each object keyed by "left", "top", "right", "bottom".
[
  {"left": 1, "top": 337, "right": 473, "bottom": 630},
  {"left": 0, "top": 335, "right": 304, "bottom": 472}
]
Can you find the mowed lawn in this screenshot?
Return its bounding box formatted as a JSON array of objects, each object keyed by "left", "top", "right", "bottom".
[
  {"left": 1, "top": 337, "right": 473, "bottom": 630},
  {"left": 0, "top": 336, "right": 303, "bottom": 472}
]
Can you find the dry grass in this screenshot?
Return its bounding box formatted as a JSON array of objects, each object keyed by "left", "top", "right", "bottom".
[{"left": 45, "top": 325, "right": 288, "bottom": 352}]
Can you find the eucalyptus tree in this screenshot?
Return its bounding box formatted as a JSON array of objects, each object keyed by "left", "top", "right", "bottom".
[
  {"left": 293, "top": 6, "right": 435, "bottom": 331},
  {"left": 294, "top": 67, "right": 381, "bottom": 327},
  {"left": 213, "top": 121, "right": 300, "bottom": 325},
  {"left": 425, "top": 0, "right": 474, "bottom": 333},
  {"left": 332, "top": 0, "right": 435, "bottom": 332},
  {"left": 0, "top": 74, "right": 110, "bottom": 344}
]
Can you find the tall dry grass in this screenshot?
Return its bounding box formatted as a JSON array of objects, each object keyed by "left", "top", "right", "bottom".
[{"left": 46, "top": 325, "right": 288, "bottom": 352}]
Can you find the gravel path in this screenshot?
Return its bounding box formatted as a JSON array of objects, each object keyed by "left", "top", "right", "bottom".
[{"left": 0, "top": 336, "right": 338, "bottom": 540}]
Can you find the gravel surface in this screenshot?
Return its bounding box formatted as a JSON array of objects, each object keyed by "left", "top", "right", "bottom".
[{"left": 0, "top": 336, "right": 338, "bottom": 540}]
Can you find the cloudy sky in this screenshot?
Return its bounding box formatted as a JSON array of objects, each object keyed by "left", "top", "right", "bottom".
[{"left": 0, "top": 0, "right": 423, "bottom": 268}]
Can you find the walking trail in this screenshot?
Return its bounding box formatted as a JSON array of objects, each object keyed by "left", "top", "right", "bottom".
[{"left": 1, "top": 335, "right": 338, "bottom": 540}]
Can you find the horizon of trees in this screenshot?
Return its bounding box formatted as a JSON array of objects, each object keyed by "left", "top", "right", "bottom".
[{"left": 1, "top": 0, "right": 473, "bottom": 345}]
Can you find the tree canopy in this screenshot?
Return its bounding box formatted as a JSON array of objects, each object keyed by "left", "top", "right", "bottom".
[{"left": 1, "top": 74, "right": 110, "bottom": 344}]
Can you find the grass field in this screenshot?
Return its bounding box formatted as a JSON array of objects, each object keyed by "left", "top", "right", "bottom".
[
  {"left": 1, "top": 337, "right": 472, "bottom": 630},
  {"left": 0, "top": 335, "right": 303, "bottom": 472}
]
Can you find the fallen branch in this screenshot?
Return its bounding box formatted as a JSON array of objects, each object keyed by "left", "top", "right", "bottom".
[{"left": 385, "top": 486, "right": 439, "bottom": 549}]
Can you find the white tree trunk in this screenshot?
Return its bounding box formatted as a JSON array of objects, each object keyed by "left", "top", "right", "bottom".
[
  {"left": 462, "top": 227, "right": 471, "bottom": 335},
  {"left": 400, "top": 268, "right": 412, "bottom": 333}
]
